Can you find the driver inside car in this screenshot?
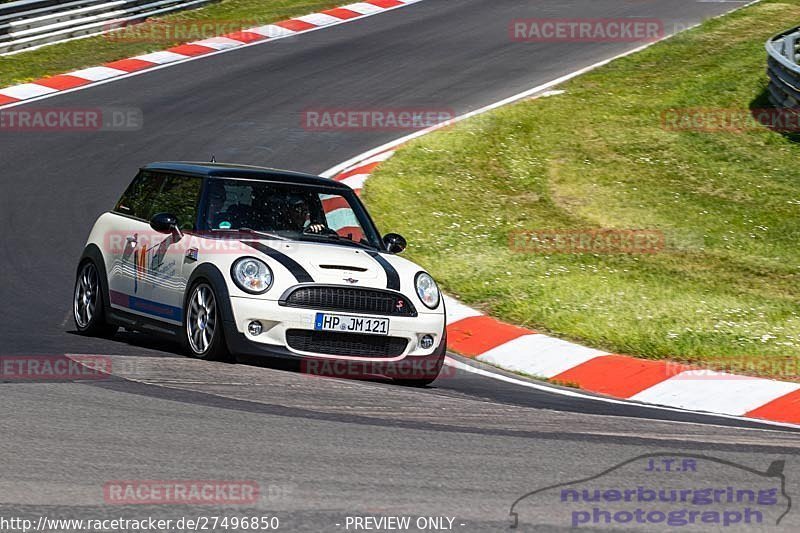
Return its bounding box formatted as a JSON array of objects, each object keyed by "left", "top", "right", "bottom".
[{"left": 287, "top": 194, "right": 327, "bottom": 234}]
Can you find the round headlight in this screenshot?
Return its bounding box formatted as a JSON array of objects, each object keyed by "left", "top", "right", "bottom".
[
  {"left": 415, "top": 272, "right": 440, "bottom": 309},
  {"left": 231, "top": 257, "right": 273, "bottom": 294}
]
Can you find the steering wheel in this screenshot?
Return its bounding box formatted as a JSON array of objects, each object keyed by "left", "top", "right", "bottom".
[{"left": 303, "top": 224, "right": 339, "bottom": 237}]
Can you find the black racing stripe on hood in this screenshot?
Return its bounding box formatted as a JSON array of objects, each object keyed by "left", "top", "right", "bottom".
[
  {"left": 367, "top": 251, "right": 400, "bottom": 291},
  {"left": 242, "top": 241, "right": 314, "bottom": 283}
]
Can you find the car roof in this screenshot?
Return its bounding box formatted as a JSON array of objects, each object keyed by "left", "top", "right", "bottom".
[{"left": 143, "top": 161, "right": 350, "bottom": 190}]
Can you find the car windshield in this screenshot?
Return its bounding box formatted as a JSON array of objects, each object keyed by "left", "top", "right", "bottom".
[{"left": 199, "top": 178, "right": 382, "bottom": 248}]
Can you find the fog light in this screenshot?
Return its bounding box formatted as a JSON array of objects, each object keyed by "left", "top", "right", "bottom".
[
  {"left": 420, "top": 335, "right": 435, "bottom": 349},
  {"left": 248, "top": 321, "right": 263, "bottom": 336}
]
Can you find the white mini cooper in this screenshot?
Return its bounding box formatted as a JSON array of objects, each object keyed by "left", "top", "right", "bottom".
[{"left": 73, "top": 162, "right": 446, "bottom": 385}]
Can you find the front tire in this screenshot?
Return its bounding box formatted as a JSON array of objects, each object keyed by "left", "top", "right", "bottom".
[
  {"left": 182, "top": 281, "right": 228, "bottom": 361},
  {"left": 73, "top": 261, "right": 118, "bottom": 337}
]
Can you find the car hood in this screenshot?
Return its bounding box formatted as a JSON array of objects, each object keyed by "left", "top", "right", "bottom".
[{"left": 239, "top": 238, "right": 420, "bottom": 294}]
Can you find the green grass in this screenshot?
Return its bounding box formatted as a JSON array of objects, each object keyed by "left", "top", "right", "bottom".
[
  {"left": 0, "top": 0, "right": 344, "bottom": 86},
  {"left": 365, "top": 0, "right": 800, "bottom": 379}
]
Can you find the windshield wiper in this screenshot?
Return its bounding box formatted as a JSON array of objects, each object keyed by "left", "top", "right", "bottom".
[
  {"left": 240, "top": 228, "right": 287, "bottom": 240},
  {"left": 211, "top": 228, "right": 286, "bottom": 240},
  {"left": 299, "top": 233, "right": 378, "bottom": 250}
]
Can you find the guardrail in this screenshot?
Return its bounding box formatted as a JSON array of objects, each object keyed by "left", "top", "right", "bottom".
[
  {"left": 0, "top": 0, "right": 217, "bottom": 55},
  {"left": 766, "top": 26, "right": 800, "bottom": 109}
]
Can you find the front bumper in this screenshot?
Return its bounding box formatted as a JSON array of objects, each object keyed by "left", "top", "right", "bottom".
[
  {"left": 224, "top": 323, "right": 447, "bottom": 381},
  {"left": 225, "top": 295, "right": 446, "bottom": 361}
]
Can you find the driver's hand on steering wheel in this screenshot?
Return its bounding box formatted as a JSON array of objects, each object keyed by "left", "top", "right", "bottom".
[{"left": 305, "top": 223, "right": 327, "bottom": 234}]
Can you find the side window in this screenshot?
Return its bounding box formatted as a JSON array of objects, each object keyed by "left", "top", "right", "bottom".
[
  {"left": 149, "top": 174, "right": 202, "bottom": 230},
  {"left": 202, "top": 180, "right": 257, "bottom": 230},
  {"left": 114, "top": 171, "right": 165, "bottom": 220}
]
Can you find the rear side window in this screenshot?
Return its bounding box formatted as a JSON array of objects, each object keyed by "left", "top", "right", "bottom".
[
  {"left": 150, "top": 174, "right": 202, "bottom": 230},
  {"left": 114, "top": 172, "right": 201, "bottom": 229},
  {"left": 114, "top": 171, "right": 164, "bottom": 220}
]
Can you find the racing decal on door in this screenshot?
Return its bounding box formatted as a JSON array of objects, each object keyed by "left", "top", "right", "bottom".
[
  {"left": 134, "top": 244, "right": 146, "bottom": 293},
  {"left": 109, "top": 290, "right": 183, "bottom": 322},
  {"left": 111, "top": 231, "right": 186, "bottom": 324},
  {"left": 119, "top": 236, "right": 183, "bottom": 293}
]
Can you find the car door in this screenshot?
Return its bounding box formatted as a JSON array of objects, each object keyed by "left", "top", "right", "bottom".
[
  {"left": 145, "top": 173, "right": 203, "bottom": 320},
  {"left": 108, "top": 171, "right": 199, "bottom": 326},
  {"left": 107, "top": 170, "right": 164, "bottom": 320}
]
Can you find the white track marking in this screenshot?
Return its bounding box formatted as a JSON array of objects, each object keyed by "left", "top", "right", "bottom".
[
  {"left": 630, "top": 372, "right": 800, "bottom": 415},
  {"left": 342, "top": 3, "right": 384, "bottom": 15},
  {"left": 245, "top": 24, "right": 297, "bottom": 40},
  {"left": 339, "top": 174, "right": 371, "bottom": 190},
  {"left": 476, "top": 334, "right": 608, "bottom": 379},
  {"left": 68, "top": 66, "right": 128, "bottom": 81},
  {"left": 296, "top": 13, "right": 343, "bottom": 26},
  {"left": 248, "top": 24, "right": 296, "bottom": 37},
  {"left": 0, "top": 83, "right": 57, "bottom": 99},
  {"left": 442, "top": 295, "right": 482, "bottom": 324},
  {"left": 132, "top": 51, "right": 188, "bottom": 64},
  {"left": 347, "top": 149, "right": 398, "bottom": 169},
  {"left": 443, "top": 356, "right": 800, "bottom": 431},
  {"left": 190, "top": 37, "right": 245, "bottom": 50}
]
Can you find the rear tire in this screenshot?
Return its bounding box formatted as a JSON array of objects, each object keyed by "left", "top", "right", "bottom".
[
  {"left": 182, "top": 281, "right": 229, "bottom": 361},
  {"left": 73, "top": 260, "right": 118, "bottom": 337}
]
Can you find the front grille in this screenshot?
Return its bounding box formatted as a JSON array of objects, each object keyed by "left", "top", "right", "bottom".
[
  {"left": 281, "top": 286, "right": 416, "bottom": 316},
  {"left": 286, "top": 329, "right": 408, "bottom": 358}
]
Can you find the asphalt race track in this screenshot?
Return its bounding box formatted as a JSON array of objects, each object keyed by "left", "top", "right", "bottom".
[{"left": 2, "top": 0, "right": 799, "bottom": 530}]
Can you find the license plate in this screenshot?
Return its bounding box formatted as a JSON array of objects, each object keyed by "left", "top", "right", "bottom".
[{"left": 314, "top": 313, "right": 389, "bottom": 336}]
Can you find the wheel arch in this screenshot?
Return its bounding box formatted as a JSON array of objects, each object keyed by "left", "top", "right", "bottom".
[
  {"left": 184, "top": 262, "right": 237, "bottom": 358},
  {"left": 185, "top": 262, "right": 235, "bottom": 325}
]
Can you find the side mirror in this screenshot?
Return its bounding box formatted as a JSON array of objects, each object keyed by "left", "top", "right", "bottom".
[
  {"left": 383, "top": 233, "right": 407, "bottom": 254},
  {"left": 150, "top": 212, "right": 179, "bottom": 235}
]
